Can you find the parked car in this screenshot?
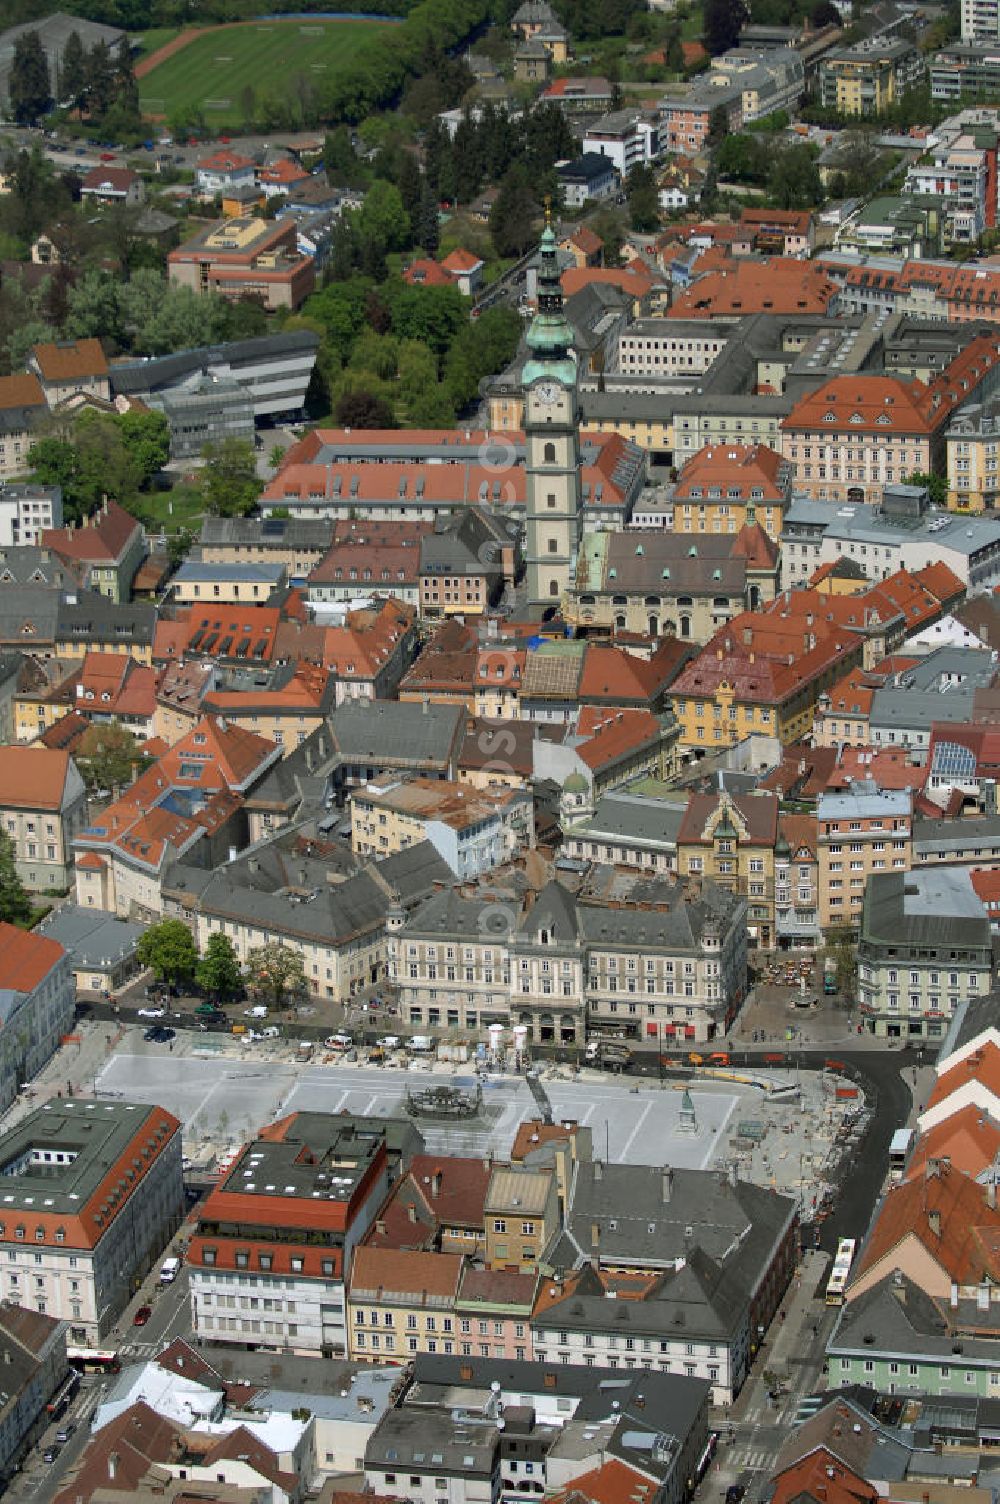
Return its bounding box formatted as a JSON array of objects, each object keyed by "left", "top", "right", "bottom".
[
  {"left": 43, "top": 1446, "right": 60, "bottom": 1464},
  {"left": 133, "top": 1305, "right": 152, "bottom": 1326},
  {"left": 55, "top": 1423, "right": 74, "bottom": 1444},
  {"left": 143, "top": 1026, "right": 176, "bottom": 1044},
  {"left": 137, "top": 1007, "right": 164, "bottom": 1019},
  {"left": 381, "top": 1035, "right": 401, "bottom": 1050},
  {"left": 243, "top": 1005, "right": 268, "bottom": 1019},
  {"left": 325, "top": 1032, "right": 353, "bottom": 1051}
]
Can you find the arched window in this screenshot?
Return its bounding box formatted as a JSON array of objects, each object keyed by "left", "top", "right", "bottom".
[
  {"left": 549, "top": 579, "right": 560, "bottom": 596},
  {"left": 543, "top": 441, "right": 556, "bottom": 463},
  {"left": 680, "top": 615, "right": 691, "bottom": 638},
  {"left": 648, "top": 615, "right": 659, "bottom": 637}
]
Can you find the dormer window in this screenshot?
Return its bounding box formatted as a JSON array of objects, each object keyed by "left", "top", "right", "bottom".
[{"left": 539, "top": 927, "right": 551, "bottom": 945}]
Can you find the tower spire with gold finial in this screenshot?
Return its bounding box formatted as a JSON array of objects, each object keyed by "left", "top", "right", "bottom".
[{"left": 522, "top": 199, "right": 577, "bottom": 387}]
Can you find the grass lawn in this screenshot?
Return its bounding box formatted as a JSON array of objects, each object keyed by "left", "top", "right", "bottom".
[
  {"left": 135, "top": 27, "right": 180, "bottom": 58},
  {"left": 131, "top": 483, "right": 204, "bottom": 538},
  {"left": 138, "top": 19, "right": 392, "bottom": 127},
  {"left": 680, "top": 3, "right": 704, "bottom": 38}
]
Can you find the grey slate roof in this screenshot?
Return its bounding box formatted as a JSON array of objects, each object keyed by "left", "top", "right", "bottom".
[
  {"left": 200, "top": 516, "right": 333, "bottom": 552},
  {"left": 572, "top": 791, "right": 688, "bottom": 848},
  {"left": 861, "top": 869, "right": 992, "bottom": 954},
  {"left": 330, "top": 699, "right": 466, "bottom": 772},
  {"left": 195, "top": 840, "right": 452, "bottom": 945},
  {"left": 912, "top": 811, "right": 1000, "bottom": 859},
  {"left": 555, "top": 1161, "right": 796, "bottom": 1289},
  {"left": 111, "top": 330, "right": 320, "bottom": 397},
  {"left": 830, "top": 1271, "right": 1000, "bottom": 1368},
  {"left": 938, "top": 990, "right": 1000, "bottom": 1065},
  {"left": 37, "top": 903, "right": 144, "bottom": 968}
]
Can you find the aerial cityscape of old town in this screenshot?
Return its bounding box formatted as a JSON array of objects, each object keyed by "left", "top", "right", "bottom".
[{"left": 1, "top": 0, "right": 1000, "bottom": 1499}]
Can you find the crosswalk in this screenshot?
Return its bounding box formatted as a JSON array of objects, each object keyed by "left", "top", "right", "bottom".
[
  {"left": 727, "top": 1445, "right": 777, "bottom": 1473},
  {"left": 118, "top": 1340, "right": 159, "bottom": 1359}
]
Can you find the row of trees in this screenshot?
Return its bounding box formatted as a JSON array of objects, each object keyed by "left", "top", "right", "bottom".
[
  {"left": 10, "top": 29, "right": 139, "bottom": 132},
  {"left": 137, "top": 920, "right": 310, "bottom": 1012}
]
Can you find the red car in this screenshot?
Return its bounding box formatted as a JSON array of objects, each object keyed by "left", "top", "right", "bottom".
[
  {"left": 133, "top": 1305, "right": 152, "bottom": 1327},
  {"left": 100, "top": 152, "right": 115, "bottom": 161}
]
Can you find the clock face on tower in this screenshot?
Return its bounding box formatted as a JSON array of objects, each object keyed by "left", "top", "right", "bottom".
[{"left": 533, "top": 381, "right": 561, "bottom": 407}]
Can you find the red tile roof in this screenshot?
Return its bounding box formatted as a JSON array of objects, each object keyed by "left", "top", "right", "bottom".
[
  {"left": 31, "top": 337, "right": 108, "bottom": 381},
  {"left": 669, "top": 257, "right": 838, "bottom": 318},
  {"left": 81, "top": 166, "right": 139, "bottom": 194},
  {"left": 0, "top": 923, "right": 65, "bottom": 991},
  {"left": 351, "top": 1244, "right": 464, "bottom": 1299},
  {"left": 674, "top": 442, "right": 791, "bottom": 503},
  {"left": 403, "top": 257, "right": 451, "bottom": 286},
  {"left": 574, "top": 706, "right": 663, "bottom": 772},
  {"left": 906, "top": 1104, "right": 1000, "bottom": 1183},
  {"left": 42, "top": 498, "right": 139, "bottom": 564},
  {"left": 0, "top": 373, "right": 46, "bottom": 410},
  {"left": 0, "top": 745, "right": 74, "bottom": 810},
  {"left": 198, "top": 150, "right": 254, "bottom": 172},
  {"left": 853, "top": 1161, "right": 1000, "bottom": 1287},
  {"left": 441, "top": 247, "right": 483, "bottom": 273}
]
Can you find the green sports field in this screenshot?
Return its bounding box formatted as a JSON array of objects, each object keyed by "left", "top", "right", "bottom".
[{"left": 138, "top": 19, "right": 387, "bottom": 125}]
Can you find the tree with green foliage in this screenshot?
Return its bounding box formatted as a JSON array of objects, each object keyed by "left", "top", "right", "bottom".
[
  {"left": 335, "top": 388, "right": 396, "bottom": 428},
  {"left": 86, "top": 40, "right": 115, "bottom": 119},
  {"left": 444, "top": 305, "right": 521, "bottom": 410},
  {"left": 9, "top": 32, "right": 51, "bottom": 125},
  {"left": 703, "top": 0, "right": 748, "bottom": 54},
  {"left": 904, "top": 470, "right": 948, "bottom": 507},
  {"left": 824, "top": 928, "right": 857, "bottom": 999},
  {"left": 137, "top": 919, "right": 199, "bottom": 987},
  {"left": 76, "top": 722, "right": 140, "bottom": 793},
  {"left": 626, "top": 164, "right": 660, "bottom": 233},
  {"left": 119, "top": 410, "right": 170, "bottom": 490},
  {"left": 417, "top": 184, "right": 440, "bottom": 256},
  {"left": 489, "top": 166, "right": 538, "bottom": 258},
  {"left": 357, "top": 180, "right": 412, "bottom": 252},
  {"left": 196, "top": 933, "right": 243, "bottom": 1003},
  {"left": 199, "top": 437, "right": 261, "bottom": 518},
  {"left": 59, "top": 29, "right": 88, "bottom": 114},
  {"left": 0, "top": 830, "right": 30, "bottom": 925},
  {"left": 766, "top": 142, "right": 822, "bottom": 210},
  {"left": 383, "top": 279, "right": 467, "bottom": 356},
  {"left": 29, "top": 412, "right": 141, "bottom": 521},
  {"left": 245, "top": 942, "right": 308, "bottom": 1011},
  {"left": 112, "top": 36, "right": 140, "bottom": 120}
]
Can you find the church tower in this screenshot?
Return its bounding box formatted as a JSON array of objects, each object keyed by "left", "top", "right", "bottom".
[{"left": 522, "top": 209, "right": 581, "bottom": 608}]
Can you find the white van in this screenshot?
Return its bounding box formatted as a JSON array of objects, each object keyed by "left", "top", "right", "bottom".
[
  {"left": 159, "top": 1256, "right": 181, "bottom": 1284},
  {"left": 409, "top": 1034, "right": 435, "bottom": 1054}
]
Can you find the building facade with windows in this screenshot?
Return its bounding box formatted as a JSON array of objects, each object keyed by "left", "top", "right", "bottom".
[
  {"left": 816, "top": 785, "right": 912, "bottom": 933},
  {"left": 858, "top": 868, "right": 992, "bottom": 1040},
  {"left": 0, "top": 745, "right": 87, "bottom": 891},
  {"left": 390, "top": 876, "right": 748, "bottom": 1045},
  {"left": 0, "top": 1099, "right": 182, "bottom": 1344},
  {"left": 188, "top": 1113, "right": 392, "bottom": 1357}
]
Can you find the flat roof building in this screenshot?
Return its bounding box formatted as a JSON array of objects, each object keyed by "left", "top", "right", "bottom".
[{"left": 0, "top": 1099, "right": 182, "bottom": 1343}]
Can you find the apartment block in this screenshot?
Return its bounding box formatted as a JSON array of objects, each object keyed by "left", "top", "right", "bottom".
[
  {"left": 816, "top": 784, "right": 912, "bottom": 932},
  {"left": 858, "top": 868, "right": 992, "bottom": 1040},
  {"left": 168, "top": 216, "right": 315, "bottom": 311},
  {"left": 0, "top": 745, "right": 87, "bottom": 891},
  {"left": 351, "top": 777, "right": 534, "bottom": 878},
  {"left": 189, "top": 1112, "right": 392, "bottom": 1357},
  {"left": 390, "top": 875, "right": 748, "bottom": 1045},
  {"left": 819, "top": 38, "right": 925, "bottom": 115},
  {"left": 0, "top": 1099, "right": 182, "bottom": 1343}
]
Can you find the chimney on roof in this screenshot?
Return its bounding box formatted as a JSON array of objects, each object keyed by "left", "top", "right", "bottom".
[
  {"left": 662, "top": 1167, "right": 673, "bottom": 1203},
  {"left": 406, "top": 1201, "right": 417, "bottom": 1223},
  {"left": 591, "top": 1220, "right": 600, "bottom": 1249},
  {"left": 950, "top": 1280, "right": 959, "bottom": 1309},
  {"left": 108, "top": 1452, "right": 120, "bottom": 1482},
  {"left": 431, "top": 1168, "right": 442, "bottom": 1198},
  {"left": 928, "top": 1208, "right": 942, "bottom": 1238},
  {"left": 376, "top": 1219, "right": 386, "bottom": 1237},
  {"left": 988, "top": 1179, "right": 997, "bottom": 1211}
]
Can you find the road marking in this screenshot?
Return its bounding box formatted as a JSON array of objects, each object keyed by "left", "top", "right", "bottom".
[{"left": 618, "top": 1100, "right": 652, "bottom": 1162}]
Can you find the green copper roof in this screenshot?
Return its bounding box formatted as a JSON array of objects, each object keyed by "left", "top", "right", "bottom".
[{"left": 523, "top": 218, "right": 577, "bottom": 388}]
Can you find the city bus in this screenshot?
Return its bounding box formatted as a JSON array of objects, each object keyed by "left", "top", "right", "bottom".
[
  {"left": 825, "top": 1237, "right": 857, "bottom": 1306},
  {"left": 67, "top": 1347, "right": 120, "bottom": 1375}
]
